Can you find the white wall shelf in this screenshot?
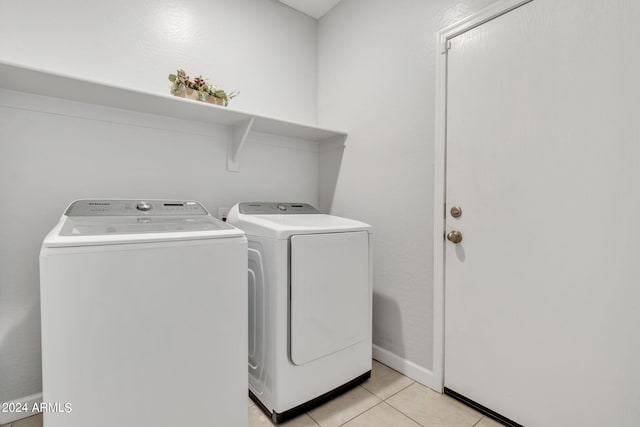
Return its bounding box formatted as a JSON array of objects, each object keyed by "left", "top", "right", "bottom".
[{"left": 0, "top": 61, "right": 347, "bottom": 172}]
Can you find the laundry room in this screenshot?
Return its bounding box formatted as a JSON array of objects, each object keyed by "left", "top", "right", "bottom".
[{"left": 1, "top": 0, "right": 639, "bottom": 426}]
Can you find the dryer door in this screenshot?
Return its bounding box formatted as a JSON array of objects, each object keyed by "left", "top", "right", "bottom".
[{"left": 290, "top": 231, "right": 370, "bottom": 365}]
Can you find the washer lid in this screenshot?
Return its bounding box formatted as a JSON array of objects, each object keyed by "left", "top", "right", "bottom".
[
  {"left": 228, "top": 202, "right": 370, "bottom": 239},
  {"left": 43, "top": 199, "right": 244, "bottom": 247}
]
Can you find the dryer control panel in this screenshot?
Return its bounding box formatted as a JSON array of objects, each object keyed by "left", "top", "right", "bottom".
[{"left": 238, "top": 202, "right": 319, "bottom": 215}]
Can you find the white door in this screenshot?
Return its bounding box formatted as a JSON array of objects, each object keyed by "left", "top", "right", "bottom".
[{"left": 444, "top": 1, "right": 640, "bottom": 426}]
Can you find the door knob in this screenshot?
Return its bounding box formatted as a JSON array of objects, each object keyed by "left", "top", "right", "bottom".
[{"left": 447, "top": 230, "right": 463, "bottom": 244}]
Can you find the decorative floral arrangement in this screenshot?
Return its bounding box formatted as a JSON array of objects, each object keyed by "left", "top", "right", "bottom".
[{"left": 168, "top": 69, "right": 238, "bottom": 107}]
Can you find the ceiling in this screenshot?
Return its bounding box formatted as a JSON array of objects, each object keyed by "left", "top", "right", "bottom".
[{"left": 278, "top": 0, "right": 343, "bottom": 19}]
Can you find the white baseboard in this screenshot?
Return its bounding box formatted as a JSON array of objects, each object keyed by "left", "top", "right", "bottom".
[
  {"left": 0, "top": 393, "right": 42, "bottom": 424},
  {"left": 372, "top": 345, "right": 441, "bottom": 392}
]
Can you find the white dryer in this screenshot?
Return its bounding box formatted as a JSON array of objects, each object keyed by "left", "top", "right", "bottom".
[
  {"left": 227, "top": 202, "right": 372, "bottom": 423},
  {"left": 40, "top": 200, "right": 248, "bottom": 427}
]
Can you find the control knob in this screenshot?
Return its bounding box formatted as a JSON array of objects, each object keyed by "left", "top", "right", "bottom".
[{"left": 136, "top": 201, "right": 152, "bottom": 212}]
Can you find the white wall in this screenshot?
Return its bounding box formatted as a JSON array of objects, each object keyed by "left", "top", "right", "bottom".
[
  {"left": 0, "top": 0, "right": 511, "bottom": 410},
  {"left": 0, "top": 0, "right": 319, "bottom": 414},
  {"left": 318, "top": 0, "right": 497, "bottom": 386},
  {"left": 0, "top": 0, "right": 317, "bottom": 124}
]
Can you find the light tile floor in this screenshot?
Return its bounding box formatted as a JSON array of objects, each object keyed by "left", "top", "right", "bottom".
[
  {"left": 249, "top": 360, "right": 502, "bottom": 427},
  {"left": 0, "top": 413, "right": 42, "bottom": 427},
  {"left": 1, "top": 360, "right": 501, "bottom": 427}
]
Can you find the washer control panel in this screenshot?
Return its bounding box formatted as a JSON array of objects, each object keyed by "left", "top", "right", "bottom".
[
  {"left": 65, "top": 200, "right": 209, "bottom": 216},
  {"left": 238, "top": 202, "right": 319, "bottom": 215}
]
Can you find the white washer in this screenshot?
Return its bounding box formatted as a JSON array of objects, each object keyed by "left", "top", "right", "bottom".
[
  {"left": 227, "top": 202, "right": 372, "bottom": 423},
  {"left": 40, "top": 200, "right": 248, "bottom": 427}
]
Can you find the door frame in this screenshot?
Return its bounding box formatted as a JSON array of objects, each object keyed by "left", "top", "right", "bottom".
[{"left": 432, "top": 0, "right": 534, "bottom": 392}]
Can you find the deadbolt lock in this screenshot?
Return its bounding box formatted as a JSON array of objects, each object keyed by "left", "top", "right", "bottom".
[
  {"left": 447, "top": 230, "right": 463, "bottom": 244},
  {"left": 450, "top": 206, "right": 462, "bottom": 218}
]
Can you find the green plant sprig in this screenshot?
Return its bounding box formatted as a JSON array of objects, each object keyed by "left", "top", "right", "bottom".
[{"left": 168, "top": 69, "right": 239, "bottom": 106}]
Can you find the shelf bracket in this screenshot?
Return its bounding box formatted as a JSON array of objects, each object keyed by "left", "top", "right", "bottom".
[
  {"left": 227, "top": 117, "right": 255, "bottom": 172},
  {"left": 318, "top": 134, "right": 348, "bottom": 152}
]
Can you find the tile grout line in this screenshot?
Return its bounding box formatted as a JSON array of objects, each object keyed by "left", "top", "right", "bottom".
[
  {"left": 473, "top": 416, "right": 486, "bottom": 426},
  {"left": 328, "top": 386, "right": 380, "bottom": 427},
  {"left": 336, "top": 400, "right": 386, "bottom": 427},
  {"left": 381, "top": 380, "right": 416, "bottom": 401},
  {"left": 304, "top": 411, "right": 321, "bottom": 427},
  {"left": 382, "top": 383, "right": 431, "bottom": 427},
  {"left": 337, "top": 386, "right": 381, "bottom": 426},
  {"left": 444, "top": 394, "right": 484, "bottom": 426},
  {"left": 307, "top": 407, "right": 321, "bottom": 425},
  {"left": 383, "top": 401, "right": 424, "bottom": 427},
  {"left": 384, "top": 400, "right": 426, "bottom": 427}
]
